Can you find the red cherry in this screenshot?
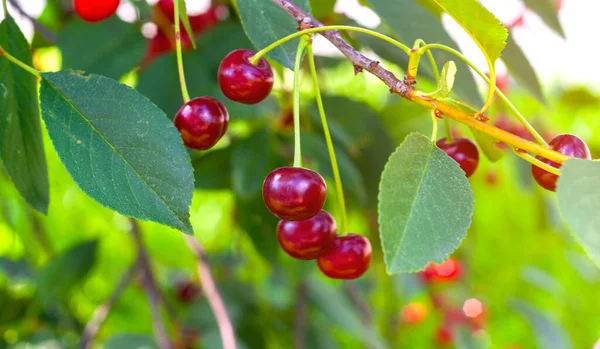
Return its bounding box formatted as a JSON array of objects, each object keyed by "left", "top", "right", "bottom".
[
  {"left": 435, "top": 326, "right": 454, "bottom": 347},
  {"left": 532, "top": 134, "right": 591, "bottom": 191},
  {"left": 436, "top": 138, "right": 480, "bottom": 178},
  {"left": 277, "top": 211, "right": 337, "bottom": 260},
  {"left": 157, "top": 0, "right": 175, "bottom": 22},
  {"left": 419, "top": 258, "right": 462, "bottom": 283},
  {"left": 73, "top": 0, "right": 120, "bottom": 23},
  {"left": 262, "top": 167, "right": 327, "bottom": 221},
  {"left": 317, "top": 234, "right": 372, "bottom": 280},
  {"left": 174, "top": 97, "right": 229, "bottom": 150},
  {"left": 218, "top": 49, "right": 274, "bottom": 104},
  {"left": 174, "top": 280, "right": 201, "bottom": 304},
  {"left": 189, "top": 5, "right": 227, "bottom": 33}
]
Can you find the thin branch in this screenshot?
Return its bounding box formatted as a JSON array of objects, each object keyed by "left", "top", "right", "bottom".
[
  {"left": 80, "top": 259, "right": 141, "bottom": 349},
  {"left": 184, "top": 235, "right": 237, "bottom": 349},
  {"left": 294, "top": 282, "right": 308, "bottom": 349},
  {"left": 130, "top": 220, "right": 173, "bottom": 349},
  {"left": 6, "top": 0, "right": 56, "bottom": 43}
]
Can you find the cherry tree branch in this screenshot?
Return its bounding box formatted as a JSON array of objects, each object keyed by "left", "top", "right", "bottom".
[
  {"left": 184, "top": 235, "right": 237, "bottom": 349},
  {"left": 80, "top": 259, "right": 141, "bottom": 349},
  {"left": 268, "top": 0, "right": 570, "bottom": 164}
]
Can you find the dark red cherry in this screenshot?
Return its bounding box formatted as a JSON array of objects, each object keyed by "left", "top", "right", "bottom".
[
  {"left": 277, "top": 210, "right": 337, "bottom": 260},
  {"left": 436, "top": 137, "right": 480, "bottom": 178},
  {"left": 174, "top": 97, "right": 229, "bottom": 150},
  {"left": 435, "top": 326, "right": 454, "bottom": 346},
  {"left": 73, "top": 0, "right": 120, "bottom": 23},
  {"left": 532, "top": 134, "right": 591, "bottom": 191},
  {"left": 218, "top": 49, "right": 274, "bottom": 104},
  {"left": 157, "top": 0, "right": 175, "bottom": 22},
  {"left": 262, "top": 167, "right": 327, "bottom": 221},
  {"left": 317, "top": 234, "right": 372, "bottom": 279},
  {"left": 174, "top": 280, "right": 200, "bottom": 304}
]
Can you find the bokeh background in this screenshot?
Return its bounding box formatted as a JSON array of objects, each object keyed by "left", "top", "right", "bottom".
[{"left": 1, "top": 0, "right": 599, "bottom": 348}]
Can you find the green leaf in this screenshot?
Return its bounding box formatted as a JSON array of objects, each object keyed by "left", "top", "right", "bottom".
[
  {"left": 522, "top": 0, "right": 565, "bottom": 37},
  {"left": 378, "top": 133, "right": 474, "bottom": 273},
  {"left": 438, "top": 61, "right": 457, "bottom": 98},
  {"left": 557, "top": 159, "right": 600, "bottom": 268},
  {"left": 362, "top": 0, "right": 482, "bottom": 106},
  {"left": 511, "top": 299, "right": 572, "bottom": 349},
  {"left": 502, "top": 35, "right": 546, "bottom": 104},
  {"left": 176, "top": 0, "right": 197, "bottom": 49},
  {"left": 309, "top": 0, "right": 336, "bottom": 19},
  {"left": 36, "top": 240, "right": 99, "bottom": 306},
  {"left": 237, "top": 0, "right": 312, "bottom": 70},
  {"left": 237, "top": 196, "right": 279, "bottom": 262},
  {"left": 232, "top": 128, "right": 276, "bottom": 199},
  {"left": 193, "top": 148, "right": 233, "bottom": 190},
  {"left": 0, "top": 18, "right": 49, "bottom": 214},
  {"left": 430, "top": 0, "right": 508, "bottom": 63},
  {"left": 39, "top": 71, "right": 193, "bottom": 233},
  {"left": 59, "top": 17, "right": 145, "bottom": 79}
]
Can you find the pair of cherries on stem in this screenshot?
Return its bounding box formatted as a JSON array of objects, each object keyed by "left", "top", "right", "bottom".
[{"left": 263, "top": 167, "right": 372, "bottom": 279}]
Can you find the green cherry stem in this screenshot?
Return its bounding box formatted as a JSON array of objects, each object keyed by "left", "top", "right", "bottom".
[
  {"left": 0, "top": 44, "right": 41, "bottom": 78},
  {"left": 307, "top": 42, "right": 348, "bottom": 234},
  {"left": 512, "top": 148, "right": 560, "bottom": 176},
  {"left": 249, "top": 25, "right": 410, "bottom": 65},
  {"left": 2, "top": 0, "right": 7, "bottom": 16},
  {"left": 174, "top": 0, "right": 190, "bottom": 103},
  {"left": 292, "top": 35, "right": 310, "bottom": 168},
  {"left": 418, "top": 43, "right": 548, "bottom": 147},
  {"left": 430, "top": 110, "right": 438, "bottom": 141}
]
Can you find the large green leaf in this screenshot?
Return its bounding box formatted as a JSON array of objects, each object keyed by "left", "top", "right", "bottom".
[
  {"left": 39, "top": 71, "right": 193, "bottom": 233},
  {"left": 522, "top": 0, "right": 565, "bottom": 37},
  {"left": 58, "top": 17, "right": 145, "bottom": 79},
  {"left": 237, "top": 0, "right": 312, "bottom": 70},
  {"left": 557, "top": 159, "right": 600, "bottom": 268},
  {"left": 232, "top": 128, "right": 276, "bottom": 199},
  {"left": 363, "top": 0, "right": 482, "bottom": 106},
  {"left": 502, "top": 35, "right": 545, "bottom": 104},
  {"left": 430, "top": 0, "right": 508, "bottom": 63},
  {"left": 0, "top": 17, "right": 49, "bottom": 213},
  {"left": 36, "top": 240, "right": 99, "bottom": 306},
  {"left": 378, "top": 133, "right": 474, "bottom": 273}
]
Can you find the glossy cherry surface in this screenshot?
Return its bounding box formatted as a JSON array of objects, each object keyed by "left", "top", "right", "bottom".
[
  {"left": 174, "top": 97, "right": 229, "bottom": 150},
  {"left": 277, "top": 210, "right": 337, "bottom": 260},
  {"left": 317, "top": 234, "right": 372, "bottom": 279},
  {"left": 419, "top": 258, "right": 462, "bottom": 283},
  {"left": 436, "top": 137, "right": 480, "bottom": 178},
  {"left": 532, "top": 134, "right": 591, "bottom": 191},
  {"left": 262, "top": 167, "right": 327, "bottom": 221},
  {"left": 74, "top": 0, "right": 120, "bottom": 23},
  {"left": 218, "top": 49, "right": 274, "bottom": 104}
]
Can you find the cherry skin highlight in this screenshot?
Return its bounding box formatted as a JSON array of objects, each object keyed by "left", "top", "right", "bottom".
[
  {"left": 262, "top": 167, "right": 327, "bottom": 221},
  {"left": 436, "top": 137, "right": 480, "bottom": 178},
  {"left": 277, "top": 210, "right": 337, "bottom": 260},
  {"left": 317, "top": 234, "right": 372, "bottom": 279},
  {"left": 218, "top": 49, "right": 274, "bottom": 104},
  {"left": 74, "top": 0, "right": 120, "bottom": 23},
  {"left": 174, "top": 97, "right": 229, "bottom": 150},
  {"left": 532, "top": 134, "right": 591, "bottom": 191}
]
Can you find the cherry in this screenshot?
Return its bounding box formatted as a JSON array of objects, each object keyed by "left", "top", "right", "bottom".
[
  {"left": 532, "top": 134, "right": 591, "bottom": 191},
  {"left": 262, "top": 167, "right": 327, "bottom": 221},
  {"left": 419, "top": 258, "right": 462, "bottom": 283},
  {"left": 401, "top": 302, "right": 428, "bottom": 325},
  {"left": 73, "top": 0, "right": 120, "bottom": 23},
  {"left": 157, "top": 0, "right": 175, "bottom": 22},
  {"left": 317, "top": 234, "right": 372, "bottom": 279},
  {"left": 218, "top": 49, "right": 274, "bottom": 104},
  {"left": 436, "top": 138, "right": 480, "bottom": 178},
  {"left": 174, "top": 97, "right": 229, "bottom": 150},
  {"left": 435, "top": 326, "right": 454, "bottom": 347},
  {"left": 174, "top": 280, "right": 200, "bottom": 304},
  {"left": 277, "top": 210, "right": 337, "bottom": 260}
]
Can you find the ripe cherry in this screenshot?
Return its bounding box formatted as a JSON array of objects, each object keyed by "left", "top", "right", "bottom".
[
  {"left": 317, "top": 234, "right": 372, "bottom": 279},
  {"left": 262, "top": 167, "right": 327, "bottom": 221},
  {"left": 436, "top": 138, "right": 480, "bottom": 178},
  {"left": 277, "top": 210, "right": 337, "bottom": 260},
  {"left": 73, "top": 0, "right": 120, "bottom": 23},
  {"left": 174, "top": 97, "right": 229, "bottom": 150},
  {"left": 157, "top": 0, "right": 175, "bottom": 22},
  {"left": 435, "top": 326, "right": 454, "bottom": 347},
  {"left": 419, "top": 258, "right": 462, "bottom": 283},
  {"left": 532, "top": 134, "right": 591, "bottom": 191},
  {"left": 174, "top": 280, "right": 201, "bottom": 304},
  {"left": 218, "top": 49, "right": 274, "bottom": 104}
]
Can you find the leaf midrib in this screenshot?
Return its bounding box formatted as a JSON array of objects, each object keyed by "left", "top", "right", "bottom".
[{"left": 42, "top": 76, "right": 186, "bottom": 229}]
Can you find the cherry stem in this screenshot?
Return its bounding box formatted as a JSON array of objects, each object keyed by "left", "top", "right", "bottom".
[
  {"left": 0, "top": 44, "right": 41, "bottom": 78},
  {"left": 174, "top": 0, "right": 191, "bottom": 103},
  {"left": 248, "top": 25, "right": 410, "bottom": 66},
  {"left": 418, "top": 43, "right": 548, "bottom": 147},
  {"left": 512, "top": 148, "right": 561, "bottom": 176},
  {"left": 292, "top": 35, "right": 310, "bottom": 168},
  {"left": 2, "top": 0, "right": 7, "bottom": 17},
  {"left": 307, "top": 42, "right": 349, "bottom": 234},
  {"left": 430, "top": 110, "right": 438, "bottom": 141}
]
